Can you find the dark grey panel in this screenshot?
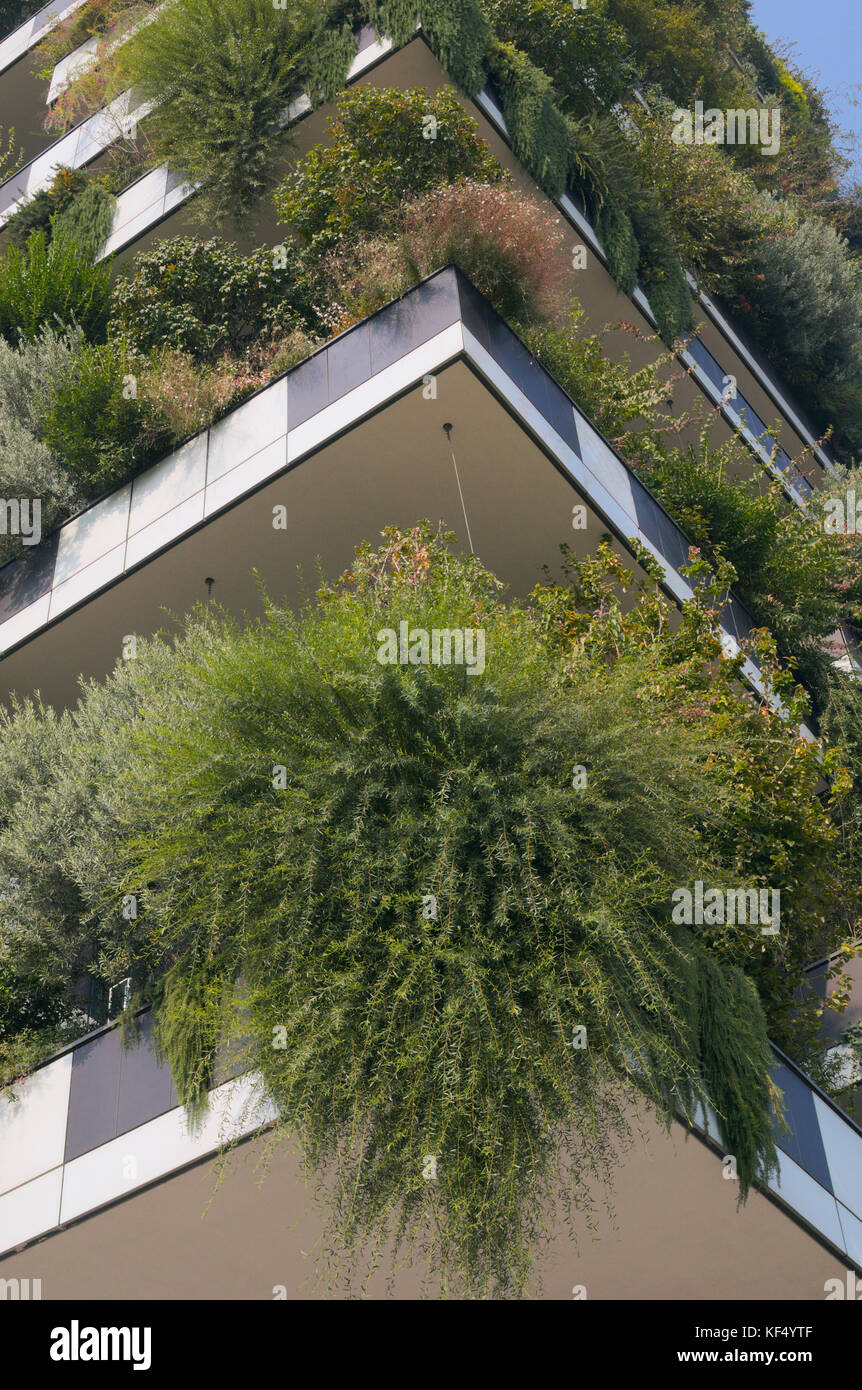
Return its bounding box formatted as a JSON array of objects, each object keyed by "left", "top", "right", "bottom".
[
  {"left": 326, "top": 321, "right": 371, "bottom": 401},
  {"left": 459, "top": 271, "right": 584, "bottom": 453},
  {"left": 653, "top": 506, "right": 690, "bottom": 571},
  {"left": 369, "top": 270, "right": 460, "bottom": 376},
  {"left": 542, "top": 376, "right": 580, "bottom": 455},
  {"left": 728, "top": 597, "right": 754, "bottom": 644},
  {"left": 631, "top": 487, "right": 667, "bottom": 556},
  {"left": 687, "top": 338, "right": 726, "bottom": 396},
  {"left": 736, "top": 397, "right": 768, "bottom": 442},
  {"left": 455, "top": 271, "right": 493, "bottom": 353},
  {"left": 483, "top": 305, "right": 534, "bottom": 389},
  {"left": 116, "top": 1011, "right": 177, "bottom": 1136},
  {"left": 64, "top": 1025, "right": 122, "bottom": 1162},
  {"left": 774, "top": 447, "right": 793, "bottom": 475},
  {"left": 0, "top": 530, "right": 58, "bottom": 627},
  {"left": 285, "top": 350, "right": 329, "bottom": 430},
  {"left": 356, "top": 23, "right": 377, "bottom": 52},
  {"left": 772, "top": 1060, "right": 833, "bottom": 1192}
]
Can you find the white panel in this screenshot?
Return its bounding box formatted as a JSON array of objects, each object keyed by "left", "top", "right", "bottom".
[
  {"left": 0, "top": 593, "right": 51, "bottom": 652},
  {"left": 0, "top": 1053, "right": 72, "bottom": 1196},
  {"left": 163, "top": 178, "right": 197, "bottom": 214},
  {"left": 575, "top": 413, "right": 637, "bottom": 525},
  {"left": 204, "top": 438, "right": 287, "bottom": 518},
  {"left": 25, "top": 130, "right": 79, "bottom": 196},
  {"left": 53, "top": 484, "right": 131, "bottom": 588},
  {"left": 48, "top": 542, "right": 126, "bottom": 619},
  {"left": 837, "top": 1203, "right": 862, "bottom": 1267},
  {"left": 813, "top": 1095, "right": 862, "bottom": 1220},
  {"left": 558, "top": 193, "right": 605, "bottom": 259},
  {"left": 47, "top": 34, "right": 98, "bottom": 103},
  {"left": 206, "top": 380, "right": 287, "bottom": 484},
  {"left": 129, "top": 434, "right": 207, "bottom": 536},
  {"left": 0, "top": 1167, "right": 64, "bottom": 1256},
  {"left": 767, "top": 1148, "right": 846, "bottom": 1251},
  {"left": 125, "top": 494, "right": 206, "bottom": 568},
  {"left": 345, "top": 34, "right": 393, "bottom": 77},
  {"left": 113, "top": 164, "right": 168, "bottom": 223},
  {"left": 102, "top": 203, "right": 163, "bottom": 258},
  {"left": 0, "top": 21, "right": 36, "bottom": 75},
  {"left": 60, "top": 1073, "right": 277, "bottom": 1224},
  {"left": 75, "top": 108, "right": 119, "bottom": 165}
]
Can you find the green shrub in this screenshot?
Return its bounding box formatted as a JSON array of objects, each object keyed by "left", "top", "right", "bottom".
[
  {"left": 4, "top": 519, "right": 856, "bottom": 1284},
  {"left": 5, "top": 173, "right": 115, "bottom": 261},
  {"left": 523, "top": 303, "right": 677, "bottom": 437},
  {"left": 627, "top": 105, "right": 781, "bottom": 293},
  {"left": 118, "top": 0, "right": 356, "bottom": 223},
  {"left": 731, "top": 204, "right": 862, "bottom": 456},
  {"left": 0, "top": 231, "right": 112, "bottom": 344},
  {"left": 595, "top": 200, "right": 639, "bottom": 298},
  {"left": 109, "top": 236, "right": 312, "bottom": 363},
  {"left": 273, "top": 86, "right": 503, "bottom": 255},
  {"left": 52, "top": 181, "right": 116, "bottom": 261},
  {"left": 325, "top": 180, "right": 568, "bottom": 326},
  {"left": 485, "top": 39, "right": 572, "bottom": 199},
  {"left": 568, "top": 114, "right": 693, "bottom": 343},
  {"left": 606, "top": 0, "right": 751, "bottom": 111},
  {"left": 365, "top": 0, "right": 491, "bottom": 96},
  {"left": 0, "top": 328, "right": 83, "bottom": 562},
  {"left": 38, "top": 338, "right": 165, "bottom": 496},
  {"left": 634, "top": 431, "right": 857, "bottom": 688},
  {"left": 45, "top": 523, "right": 783, "bottom": 1292},
  {"left": 133, "top": 331, "right": 319, "bottom": 444},
  {"left": 3, "top": 168, "right": 88, "bottom": 249},
  {"left": 482, "top": 0, "right": 631, "bottom": 118}
]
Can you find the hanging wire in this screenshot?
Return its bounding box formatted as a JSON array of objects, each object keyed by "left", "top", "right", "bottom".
[{"left": 443, "top": 422, "right": 474, "bottom": 555}]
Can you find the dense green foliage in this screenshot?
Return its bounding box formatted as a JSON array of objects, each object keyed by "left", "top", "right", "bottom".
[
  {"left": 524, "top": 307, "right": 862, "bottom": 725},
  {"left": 3, "top": 168, "right": 90, "bottom": 249},
  {"left": 0, "top": 329, "right": 82, "bottom": 563},
  {"left": 484, "top": 40, "right": 572, "bottom": 200},
  {"left": 477, "top": 0, "right": 862, "bottom": 448},
  {"left": 0, "top": 231, "right": 112, "bottom": 344},
  {"left": 273, "top": 86, "right": 502, "bottom": 255},
  {"left": 732, "top": 206, "right": 862, "bottom": 457},
  {"left": 52, "top": 181, "right": 116, "bottom": 261},
  {"left": 118, "top": 0, "right": 359, "bottom": 223},
  {"left": 108, "top": 236, "right": 312, "bottom": 361},
  {"left": 365, "top": 0, "right": 490, "bottom": 96},
  {"left": 482, "top": 0, "right": 630, "bottom": 118},
  {"left": 1, "top": 523, "right": 812, "bottom": 1290},
  {"left": 38, "top": 338, "right": 165, "bottom": 495}
]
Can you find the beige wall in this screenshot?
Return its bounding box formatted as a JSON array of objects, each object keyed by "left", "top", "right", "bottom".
[{"left": 0, "top": 1111, "right": 845, "bottom": 1300}]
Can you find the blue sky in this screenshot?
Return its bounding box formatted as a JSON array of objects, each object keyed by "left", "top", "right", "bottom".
[{"left": 750, "top": 0, "right": 861, "bottom": 181}]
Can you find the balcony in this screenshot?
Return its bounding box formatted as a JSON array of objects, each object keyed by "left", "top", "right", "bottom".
[
  {"left": 2, "top": 1002, "right": 861, "bottom": 1284},
  {"left": 0, "top": 266, "right": 786, "bottom": 727}
]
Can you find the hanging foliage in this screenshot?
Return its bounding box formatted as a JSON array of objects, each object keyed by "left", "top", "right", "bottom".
[
  {"left": 363, "top": 0, "right": 491, "bottom": 96},
  {"left": 68, "top": 523, "right": 783, "bottom": 1294}
]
